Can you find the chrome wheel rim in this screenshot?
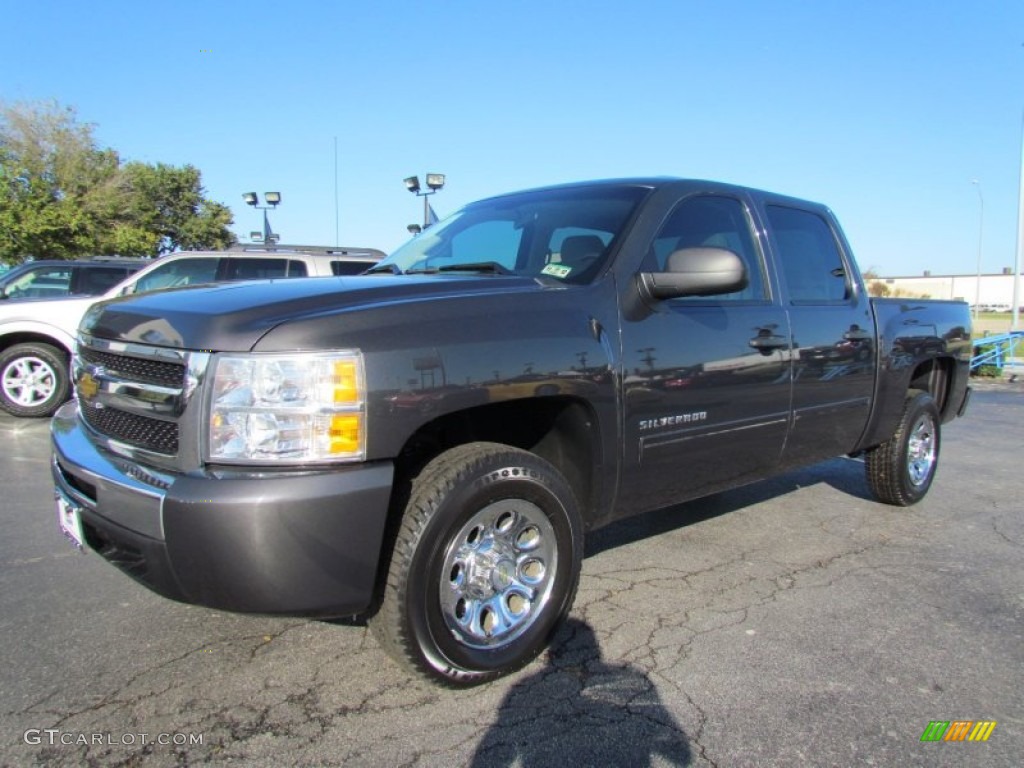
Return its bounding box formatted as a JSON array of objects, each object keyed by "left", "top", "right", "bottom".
[
  {"left": 906, "top": 412, "right": 937, "bottom": 487},
  {"left": 2, "top": 356, "right": 57, "bottom": 407},
  {"left": 439, "top": 498, "right": 558, "bottom": 650}
]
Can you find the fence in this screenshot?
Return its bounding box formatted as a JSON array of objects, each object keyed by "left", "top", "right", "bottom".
[{"left": 971, "top": 331, "right": 1024, "bottom": 379}]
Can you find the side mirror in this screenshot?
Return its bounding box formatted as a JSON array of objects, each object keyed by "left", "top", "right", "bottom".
[{"left": 638, "top": 246, "right": 748, "bottom": 301}]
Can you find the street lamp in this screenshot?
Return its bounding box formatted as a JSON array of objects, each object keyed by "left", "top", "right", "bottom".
[
  {"left": 243, "top": 191, "right": 282, "bottom": 244},
  {"left": 403, "top": 173, "right": 445, "bottom": 228},
  {"left": 971, "top": 180, "right": 984, "bottom": 323}
]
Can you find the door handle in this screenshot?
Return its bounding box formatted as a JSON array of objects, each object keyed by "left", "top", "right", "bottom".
[{"left": 843, "top": 329, "right": 872, "bottom": 341}]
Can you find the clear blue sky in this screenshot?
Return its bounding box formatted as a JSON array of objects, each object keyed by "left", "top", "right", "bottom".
[{"left": 3, "top": 1, "right": 1023, "bottom": 277}]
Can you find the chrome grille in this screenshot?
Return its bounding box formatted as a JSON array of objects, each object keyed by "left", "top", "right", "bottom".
[
  {"left": 78, "top": 346, "right": 184, "bottom": 387},
  {"left": 74, "top": 334, "right": 206, "bottom": 464}
]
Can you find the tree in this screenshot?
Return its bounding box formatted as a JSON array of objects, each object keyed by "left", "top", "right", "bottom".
[
  {"left": 0, "top": 101, "right": 120, "bottom": 260},
  {"left": 119, "top": 162, "right": 234, "bottom": 254},
  {"left": 0, "top": 101, "right": 234, "bottom": 263},
  {"left": 867, "top": 280, "right": 891, "bottom": 297}
]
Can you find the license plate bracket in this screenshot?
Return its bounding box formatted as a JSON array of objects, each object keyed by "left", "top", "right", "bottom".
[{"left": 56, "top": 492, "right": 85, "bottom": 549}]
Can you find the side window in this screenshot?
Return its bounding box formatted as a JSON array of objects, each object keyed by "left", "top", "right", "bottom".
[
  {"left": 766, "top": 206, "right": 850, "bottom": 303},
  {"left": 74, "top": 267, "right": 132, "bottom": 295},
  {"left": 331, "top": 260, "right": 372, "bottom": 275},
  {"left": 132, "top": 258, "right": 220, "bottom": 294},
  {"left": 7, "top": 266, "right": 72, "bottom": 298},
  {"left": 649, "top": 196, "right": 767, "bottom": 301},
  {"left": 222, "top": 258, "right": 294, "bottom": 280}
]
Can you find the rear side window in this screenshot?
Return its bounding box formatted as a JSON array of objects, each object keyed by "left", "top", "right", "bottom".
[
  {"left": 222, "top": 258, "right": 306, "bottom": 280},
  {"left": 75, "top": 267, "right": 133, "bottom": 295},
  {"left": 331, "top": 260, "right": 373, "bottom": 276},
  {"left": 766, "top": 206, "right": 851, "bottom": 303}
]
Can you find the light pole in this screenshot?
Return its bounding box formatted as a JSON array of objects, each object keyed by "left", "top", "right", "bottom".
[
  {"left": 242, "top": 191, "right": 282, "bottom": 244},
  {"left": 1015, "top": 104, "right": 1024, "bottom": 329},
  {"left": 971, "top": 180, "right": 984, "bottom": 323},
  {"left": 403, "top": 174, "right": 445, "bottom": 229}
]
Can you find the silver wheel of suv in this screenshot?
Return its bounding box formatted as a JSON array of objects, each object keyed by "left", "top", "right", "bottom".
[
  {"left": 2, "top": 354, "right": 57, "bottom": 406},
  {"left": 0, "top": 343, "right": 70, "bottom": 417}
]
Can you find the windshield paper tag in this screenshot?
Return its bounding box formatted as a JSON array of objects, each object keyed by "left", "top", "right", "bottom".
[{"left": 541, "top": 263, "right": 572, "bottom": 279}]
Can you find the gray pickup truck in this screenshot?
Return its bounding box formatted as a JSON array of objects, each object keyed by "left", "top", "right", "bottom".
[{"left": 51, "top": 179, "right": 971, "bottom": 685}]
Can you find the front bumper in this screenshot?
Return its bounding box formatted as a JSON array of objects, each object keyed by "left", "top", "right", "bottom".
[{"left": 50, "top": 401, "right": 394, "bottom": 616}]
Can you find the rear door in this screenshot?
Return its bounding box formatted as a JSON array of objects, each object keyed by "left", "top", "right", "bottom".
[
  {"left": 618, "top": 192, "right": 792, "bottom": 515},
  {"left": 763, "top": 203, "right": 875, "bottom": 467}
]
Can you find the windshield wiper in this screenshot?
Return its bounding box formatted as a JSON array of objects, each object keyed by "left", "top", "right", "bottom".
[
  {"left": 365, "top": 263, "right": 403, "bottom": 275},
  {"left": 436, "top": 261, "right": 514, "bottom": 275}
]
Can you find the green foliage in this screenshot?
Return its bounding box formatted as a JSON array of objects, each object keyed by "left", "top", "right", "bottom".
[
  {"left": 971, "top": 343, "right": 1004, "bottom": 378},
  {"left": 119, "top": 162, "right": 234, "bottom": 254},
  {"left": 867, "top": 280, "right": 890, "bottom": 297},
  {"left": 0, "top": 100, "right": 234, "bottom": 262}
]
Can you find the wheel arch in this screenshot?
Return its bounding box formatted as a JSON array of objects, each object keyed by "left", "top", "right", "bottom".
[
  {"left": 907, "top": 356, "right": 955, "bottom": 420},
  {"left": 0, "top": 326, "right": 75, "bottom": 358},
  {"left": 388, "top": 397, "right": 602, "bottom": 526},
  {"left": 856, "top": 354, "right": 958, "bottom": 453}
]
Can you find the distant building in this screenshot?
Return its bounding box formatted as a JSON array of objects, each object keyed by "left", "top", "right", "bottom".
[{"left": 873, "top": 270, "right": 1021, "bottom": 309}]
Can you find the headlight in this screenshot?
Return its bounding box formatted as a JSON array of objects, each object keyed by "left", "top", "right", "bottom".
[{"left": 207, "top": 351, "right": 365, "bottom": 464}]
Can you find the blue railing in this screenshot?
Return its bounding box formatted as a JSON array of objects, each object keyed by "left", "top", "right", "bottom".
[{"left": 971, "top": 331, "right": 1024, "bottom": 371}]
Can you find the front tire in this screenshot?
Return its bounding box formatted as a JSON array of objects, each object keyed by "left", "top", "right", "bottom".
[
  {"left": 865, "top": 390, "right": 940, "bottom": 506},
  {"left": 372, "top": 442, "right": 583, "bottom": 686},
  {"left": 0, "top": 342, "right": 70, "bottom": 417}
]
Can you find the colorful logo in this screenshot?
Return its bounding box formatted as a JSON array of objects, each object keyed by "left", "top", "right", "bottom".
[{"left": 920, "top": 721, "right": 997, "bottom": 742}]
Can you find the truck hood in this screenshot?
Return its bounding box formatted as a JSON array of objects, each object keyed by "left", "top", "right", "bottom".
[{"left": 81, "top": 274, "right": 554, "bottom": 351}]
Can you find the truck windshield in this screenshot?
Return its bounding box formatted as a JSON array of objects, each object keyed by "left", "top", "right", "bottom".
[{"left": 373, "top": 185, "right": 650, "bottom": 285}]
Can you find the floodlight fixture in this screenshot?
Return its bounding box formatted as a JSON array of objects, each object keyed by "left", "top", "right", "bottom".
[
  {"left": 407, "top": 224, "right": 422, "bottom": 235},
  {"left": 242, "top": 189, "right": 283, "bottom": 242},
  {"left": 404, "top": 172, "right": 446, "bottom": 227}
]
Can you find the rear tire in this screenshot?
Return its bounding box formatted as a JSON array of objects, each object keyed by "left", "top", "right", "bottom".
[
  {"left": 865, "top": 390, "right": 940, "bottom": 506},
  {"left": 0, "top": 342, "right": 70, "bottom": 417},
  {"left": 372, "top": 442, "right": 583, "bottom": 686}
]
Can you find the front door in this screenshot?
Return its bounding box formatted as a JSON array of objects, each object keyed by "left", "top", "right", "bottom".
[{"left": 618, "top": 193, "right": 792, "bottom": 518}]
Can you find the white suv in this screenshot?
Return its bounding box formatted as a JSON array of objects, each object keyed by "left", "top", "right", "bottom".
[{"left": 0, "top": 245, "right": 383, "bottom": 417}]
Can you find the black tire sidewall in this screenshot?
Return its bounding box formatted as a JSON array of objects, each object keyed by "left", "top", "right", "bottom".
[
  {"left": 406, "top": 451, "right": 582, "bottom": 683},
  {"left": 895, "top": 393, "right": 940, "bottom": 504}
]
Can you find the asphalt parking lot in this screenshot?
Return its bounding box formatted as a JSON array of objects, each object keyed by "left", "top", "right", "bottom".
[{"left": 0, "top": 383, "right": 1021, "bottom": 767}]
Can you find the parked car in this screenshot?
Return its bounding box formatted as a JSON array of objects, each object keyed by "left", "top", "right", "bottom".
[
  {"left": 0, "top": 259, "right": 143, "bottom": 301},
  {"left": 0, "top": 245, "right": 383, "bottom": 416},
  {"left": 50, "top": 178, "right": 972, "bottom": 686}
]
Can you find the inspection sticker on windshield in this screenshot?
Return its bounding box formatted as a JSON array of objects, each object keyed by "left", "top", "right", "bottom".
[{"left": 541, "top": 263, "right": 572, "bottom": 279}]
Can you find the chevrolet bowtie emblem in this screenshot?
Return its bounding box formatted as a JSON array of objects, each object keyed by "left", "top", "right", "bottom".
[{"left": 77, "top": 369, "right": 100, "bottom": 402}]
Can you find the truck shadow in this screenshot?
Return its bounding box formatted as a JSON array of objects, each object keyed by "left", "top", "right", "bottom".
[
  {"left": 586, "top": 455, "right": 871, "bottom": 558},
  {"left": 469, "top": 618, "right": 692, "bottom": 767}
]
